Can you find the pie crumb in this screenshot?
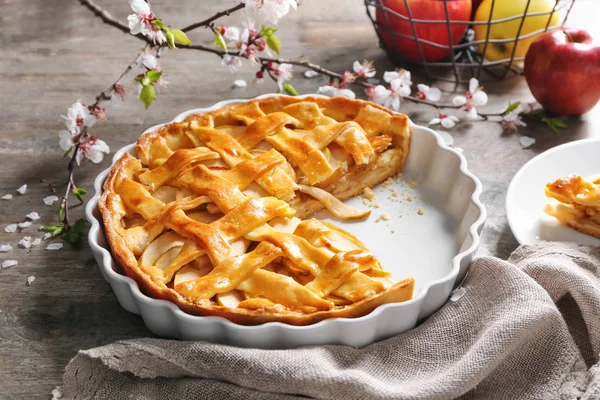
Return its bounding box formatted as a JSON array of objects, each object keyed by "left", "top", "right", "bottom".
[
  {"left": 362, "top": 187, "right": 375, "bottom": 200},
  {"left": 375, "top": 213, "right": 390, "bottom": 223},
  {"left": 418, "top": 208, "right": 424, "bottom": 215},
  {"left": 390, "top": 228, "right": 396, "bottom": 234},
  {"left": 406, "top": 196, "right": 413, "bottom": 202}
]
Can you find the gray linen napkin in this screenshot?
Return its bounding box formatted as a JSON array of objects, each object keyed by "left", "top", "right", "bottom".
[{"left": 57, "top": 242, "right": 600, "bottom": 399}]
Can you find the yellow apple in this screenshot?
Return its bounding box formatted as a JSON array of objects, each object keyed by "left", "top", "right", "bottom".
[{"left": 474, "top": 0, "right": 562, "bottom": 62}]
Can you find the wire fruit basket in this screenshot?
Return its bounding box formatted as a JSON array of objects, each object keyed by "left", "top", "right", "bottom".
[{"left": 365, "top": 0, "right": 576, "bottom": 83}]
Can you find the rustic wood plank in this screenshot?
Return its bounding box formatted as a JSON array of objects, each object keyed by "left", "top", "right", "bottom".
[{"left": 0, "top": 0, "right": 599, "bottom": 398}]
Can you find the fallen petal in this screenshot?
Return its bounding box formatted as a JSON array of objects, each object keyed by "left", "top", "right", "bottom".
[
  {"left": 46, "top": 243, "right": 63, "bottom": 251},
  {"left": 303, "top": 70, "right": 319, "bottom": 78},
  {"left": 4, "top": 224, "right": 17, "bottom": 233},
  {"left": 43, "top": 232, "right": 52, "bottom": 240},
  {"left": 26, "top": 212, "right": 40, "bottom": 221},
  {"left": 0, "top": 244, "right": 13, "bottom": 252},
  {"left": 18, "top": 237, "right": 32, "bottom": 249},
  {"left": 2, "top": 194, "right": 13, "bottom": 200},
  {"left": 17, "top": 184, "right": 27, "bottom": 195},
  {"left": 27, "top": 276, "right": 35, "bottom": 286},
  {"left": 450, "top": 286, "right": 466, "bottom": 301},
  {"left": 1, "top": 260, "right": 18, "bottom": 269},
  {"left": 232, "top": 79, "right": 247, "bottom": 88},
  {"left": 519, "top": 136, "right": 536, "bottom": 149},
  {"left": 32, "top": 238, "right": 42, "bottom": 247},
  {"left": 43, "top": 196, "right": 59, "bottom": 206},
  {"left": 18, "top": 221, "right": 32, "bottom": 229}
]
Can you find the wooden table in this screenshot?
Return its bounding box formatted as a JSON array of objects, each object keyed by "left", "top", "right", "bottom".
[{"left": 1, "top": 0, "right": 598, "bottom": 397}]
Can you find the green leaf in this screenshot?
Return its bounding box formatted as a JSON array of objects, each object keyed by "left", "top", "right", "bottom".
[
  {"left": 147, "top": 70, "right": 163, "bottom": 83},
  {"left": 165, "top": 30, "right": 176, "bottom": 49},
  {"left": 72, "top": 218, "right": 86, "bottom": 234},
  {"left": 72, "top": 187, "right": 87, "bottom": 203},
  {"left": 171, "top": 29, "right": 192, "bottom": 46},
  {"left": 260, "top": 25, "right": 278, "bottom": 37},
  {"left": 266, "top": 34, "right": 281, "bottom": 55},
  {"left": 541, "top": 117, "right": 568, "bottom": 134},
  {"left": 151, "top": 19, "right": 165, "bottom": 29},
  {"left": 41, "top": 224, "right": 62, "bottom": 233},
  {"left": 282, "top": 83, "right": 298, "bottom": 96},
  {"left": 134, "top": 75, "right": 144, "bottom": 83},
  {"left": 139, "top": 84, "right": 156, "bottom": 109},
  {"left": 52, "top": 227, "right": 64, "bottom": 236},
  {"left": 214, "top": 31, "right": 227, "bottom": 51},
  {"left": 505, "top": 101, "right": 521, "bottom": 114},
  {"left": 57, "top": 204, "right": 64, "bottom": 222}
]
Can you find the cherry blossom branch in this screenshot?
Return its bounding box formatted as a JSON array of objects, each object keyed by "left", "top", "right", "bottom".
[
  {"left": 181, "top": 3, "right": 245, "bottom": 33},
  {"left": 79, "top": 0, "right": 152, "bottom": 44}
]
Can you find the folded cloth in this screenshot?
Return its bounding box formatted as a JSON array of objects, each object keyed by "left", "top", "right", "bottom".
[{"left": 57, "top": 242, "right": 600, "bottom": 400}]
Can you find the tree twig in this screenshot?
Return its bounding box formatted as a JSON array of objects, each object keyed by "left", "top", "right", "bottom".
[
  {"left": 79, "top": 0, "right": 153, "bottom": 44},
  {"left": 181, "top": 3, "right": 245, "bottom": 33}
]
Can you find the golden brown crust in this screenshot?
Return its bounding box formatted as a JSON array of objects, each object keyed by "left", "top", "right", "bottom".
[
  {"left": 99, "top": 96, "right": 414, "bottom": 325},
  {"left": 544, "top": 174, "right": 600, "bottom": 239}
]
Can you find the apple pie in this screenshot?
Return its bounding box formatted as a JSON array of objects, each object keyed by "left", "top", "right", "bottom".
[
  {"left": 544, "top": 174, "right": 600, "bottom": 239},
  {"left": 99, "top": 96, "right": 415, "bottom": 325}
]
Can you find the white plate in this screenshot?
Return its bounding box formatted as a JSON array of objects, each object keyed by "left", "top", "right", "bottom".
[
  {"left": 86, "top": 94, "right": 486, "bottom": 349},
  {"left": 506, "top": 138, "right": 600, "bottom": 246}
]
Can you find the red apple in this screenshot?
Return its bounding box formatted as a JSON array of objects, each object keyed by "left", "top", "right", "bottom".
[
  {"left": 376, "top": 0, "right": 472, "bottom": 63},
  {"left": 524, "top": 28, "right": 600, "bottom": 116}
]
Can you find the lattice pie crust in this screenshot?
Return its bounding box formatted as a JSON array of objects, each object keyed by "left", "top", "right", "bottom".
[
  {"left": 100, "top": 96, "right": 415, "bottom": 325},
  {"left": 545, "top": 174, "right": 600, "bottom": 239}
]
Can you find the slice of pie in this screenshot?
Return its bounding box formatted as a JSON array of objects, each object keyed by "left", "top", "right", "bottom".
[
  {"left": 100, "top": 96, "right": 415, "bottom": 325},
  {"left": 544, "top": 174, "right": 600, "bottom": 239}
]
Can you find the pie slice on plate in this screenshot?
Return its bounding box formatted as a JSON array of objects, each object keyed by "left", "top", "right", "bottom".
[
  {"left": 544, "top": 174, "right": 600, "bottom": 239},
  {"left": 99, "top": 96, "right": 415, "bottom": 325}
]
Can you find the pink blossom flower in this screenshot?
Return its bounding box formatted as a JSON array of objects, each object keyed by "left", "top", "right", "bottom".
[
  {"left": 352, "top": 60, "right": 376, "bottom": 79},
  {"left": 89, "top": 105, "right": 107, "bottom": 121},
  {"left": 452, "top": 78, "right": 488, "bottom": 119},
  {"left": 255, "top": 70, "right": 265, "bottom": 84},
  {"left": 317, "top": 85, "right": 356, "bottom": 99},
  {"left": 127, "top": 0, "right": 165, "bottom": 44},
  {"left": 272, "top": 63, "right": 293, "bottom": 90},
  {"left": 369, "top": 79, "right": 411, "bottom": 112},
  {"left": 416, "top": 84, "right": 441, "bottom": 102},
  {"left": 113, "top": 84, "right": 126, "bottom": 101},
  {"left": 429, "top": 112, "right": 459, "bottom": 129},
  {"left": 243, "top": 0, "right": 297, "bottom": 25},
  {"left": 61, "top": 101, "right": 96, "bottom": 135},
  {"left": 339, "top": 70, "right": 356, "bottom": 88},
  {"left": 222, "top": 54, "right": 243, "bottom": 73},
  {"left": 76, "top": 136, "right": 110, "bottom": 165},
  {"left": 502, "top": 107, "right": 527, "bottom": 132}
]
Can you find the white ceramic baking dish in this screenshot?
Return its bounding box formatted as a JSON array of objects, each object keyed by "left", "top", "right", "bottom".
[{"left": 86, "top": 94, "right": 486, "bottom": 349}]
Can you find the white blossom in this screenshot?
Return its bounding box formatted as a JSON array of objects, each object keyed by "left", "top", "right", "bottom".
[
  {"left": 26, "top": 276, "right": 35, "bottom": 285},
  {"left": 416, "top": 84, "right": 441, "bottom": 102},
  {"left": 17, "top": 184, "right": 27, "bottom": 195},
  {"left": 127, "top": 0, "right": 165, "bottom": 44},
  {"left": 5, "top": 224, "right": 17, "bottom": 233},
  {"left": 142, "top": 53, "right": 159, "bottom": 70},
  {"left": 353, "top": 60, "right": 376, "bottom": 79},
  {"left": 502, "top": 106, "right": 527, "bottom": 132},
  {"left": 76, "top": 136, "right": 110, "bottom": 165},
  {"left": 61, "top": 101, "right": 96, "bottom": 135},
  {"left": 383, "top": 70, "right": 412, "bottom": 87},
  {"left": 1, "top": 260, "right": 18, "bottom": 269},
  {"left": 2, "top": 194, "right": 13, "bottom": 200},
  {"left": 369, "top": 79, "right": 410, "bottom": 112},
  {"left": 243, "top": 0, "right": 297, "bottom": 25},
  {"left": 273, "top": 63, "right": 293, "bottom": 90},
  {"left": 304, "top": 70, "right": 319, "bottom": 79},
  {"left": 0, "top": 244, "right": 13, "bottom": 252},
  {"left": 317, "top": 86, "right": 356, "bottom": 99},
  {"left": 222, "top": 55, "right": 243, "bottom": 73},
  {"left": 46, "top": 243, "right": 63, "bottom": 251},
  {"left": 452, "top": 78, "right": 488, "bottom": 119},
  {"left": 429, "top": 112, "right": 459, "bottom": 129},
  {"left": 43, "top": 196, "right": 59, "bottom": 206},
  {"left": 26, "top": 212, "right": 40, "bottom": 221}
]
